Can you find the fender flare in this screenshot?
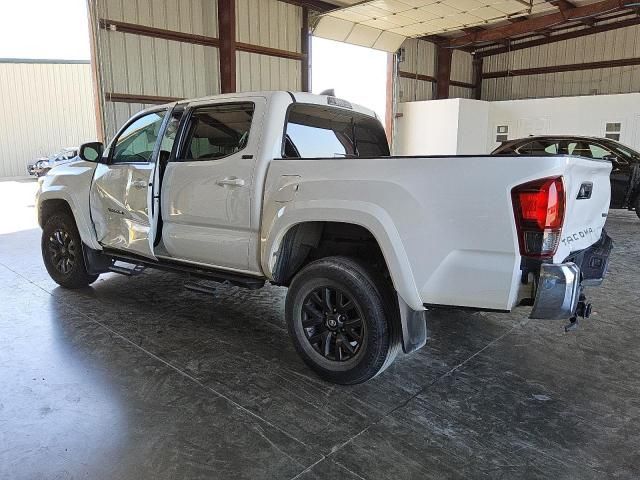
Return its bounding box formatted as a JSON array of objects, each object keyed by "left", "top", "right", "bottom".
[
  {"left": 261, "top": 200, "right": 424, "bottom": 311},
  {"left": 38, "top": 188, "right": 101, "bottom": 250}
]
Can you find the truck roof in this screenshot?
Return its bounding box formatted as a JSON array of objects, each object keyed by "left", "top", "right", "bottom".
[{"left": 144, "top": 90, "right": 378, "bottom": 119}]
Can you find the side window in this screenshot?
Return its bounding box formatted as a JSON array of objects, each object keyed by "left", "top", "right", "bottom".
[
  {"left": 518, "top": 140, "right": 557, "bottom": 155},
  {"left": 587, "top": 143, "right": 611, "bottom": 159},
  {"left": 568, "top": 142, "right": 595, "bottom": 158},
  {"left": 180, "top": 103, "right": 254, "bottom": 161},
  {"left": 111, "top": 111, "right": 166, "bottom": 164}
]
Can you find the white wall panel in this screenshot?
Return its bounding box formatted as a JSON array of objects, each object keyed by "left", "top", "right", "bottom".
[
  {"left": 399, "top": 39, "right": 474, "bottom": 101},
  {"left": 400, "top": 38, "right": 436, "bottom": 77},
  {"left": 97, "top": 0, "right": 216, "bottom": 35},
  {"left": 449, "top": 85, "right": 473, "bottom": 99},
  {"left": 96, "top": 22, "right": 219, "bottom": 97},
  {"left": 93, "top": 0, "right": 221, "bottom": 139},
  {"left": 398, "top": 38, "right": 435, "bottom": 102},
  {"left": 93, "top": 0, "right": 304, "bottom": 137},
  {"left": 451, "top": 49, "right": 473, "bottom": 84},
  {"left": 483, "top": 24, "right": 640, "bottom": 101},
  {"left": 236, "top": 0, "right": 300, "bottom": 52},
  {"left": 235, "top": 0, "right": 301, "bottom": 92},
  {"left": 398, "top": 77, "right": 433, "bottom": 103},
  {"left": 236, "top": 52, "right": 300, "bottom": 91},
  {"left": 0, "top": 62, "right": 97, "bottom": 178}
]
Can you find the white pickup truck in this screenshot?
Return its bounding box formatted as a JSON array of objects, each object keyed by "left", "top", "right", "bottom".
[{"left": 36, "top": 91, "right": 613, "bottom": 384}]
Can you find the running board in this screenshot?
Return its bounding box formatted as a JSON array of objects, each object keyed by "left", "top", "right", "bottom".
[
  {"left": 184, "top": 279, "right": 218, "bottom": 295},
  {"left": 101, "top": 248, "right": 265, "bottom": 290},
  {"left": 109, "top": 263, "right": 146, "bottom": 276}
]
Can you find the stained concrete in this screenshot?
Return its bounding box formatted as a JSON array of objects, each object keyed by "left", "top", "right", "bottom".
[{"left": 0, "top": 179, "right": 639, "bottom": 479}]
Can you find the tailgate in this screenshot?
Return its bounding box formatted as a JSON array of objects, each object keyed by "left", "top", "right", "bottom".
[{"left": 555, "top": 157, "right": 612, "bottom": 262}]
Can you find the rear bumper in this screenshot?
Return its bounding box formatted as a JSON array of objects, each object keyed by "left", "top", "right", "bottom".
[
  {"left": 530, "top": 263, "right": 581, "bottom": 320},
  {"left": 529, "top": 231, "right": 613, "bottom": 320}
]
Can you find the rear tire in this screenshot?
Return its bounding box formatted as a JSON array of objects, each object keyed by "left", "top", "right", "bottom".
[
  {"left": 285, "top": 256, "right": 401, "bottom": 384},
  {"left": 41, "top": 212, "right": 99, "bottom": 289},
  {"left": 635, "top": 196, "right": 640, "bottom": 220}
]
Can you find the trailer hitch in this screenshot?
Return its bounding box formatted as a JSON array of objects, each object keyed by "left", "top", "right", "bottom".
[{"left": 564, "top": 292, "right": 592, "bottom": 332}]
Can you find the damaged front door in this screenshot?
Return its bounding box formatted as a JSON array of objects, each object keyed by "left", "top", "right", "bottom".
[{"left": 90, "top": 108, "right": 169, "bottom": 259}]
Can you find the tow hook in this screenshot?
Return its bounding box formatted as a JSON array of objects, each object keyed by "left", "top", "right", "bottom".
[{"left": 564, "top": 293, "right": 592, "bottom": 332}]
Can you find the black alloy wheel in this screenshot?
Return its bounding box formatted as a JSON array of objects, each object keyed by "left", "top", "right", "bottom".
[
  {"left": 285, "top": 256, "right": 401, "bottom": 384},
  {"left": 301, "top": 286, "right": 366, "bottom": 362},
  {"left": 41, "top": 212, "right": 99, "bottom": 288},
  {"left": 47, "top": 228, "right": 77, "bottom": 275}
]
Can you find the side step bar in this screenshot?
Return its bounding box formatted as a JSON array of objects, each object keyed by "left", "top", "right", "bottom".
[
  {"left": 109, "top": 263, "right": 146, "bottom": 276},
  {"left": 97, "top": 247, "right": 265, "bottom": 290},
  {"left": 184, "top": 280, "right": 218, "bottom": 295}
]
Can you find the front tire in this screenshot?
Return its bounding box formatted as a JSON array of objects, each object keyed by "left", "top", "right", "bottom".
[
  {"left": 41, "top": 212, "right": 99, "bottom": 288},
  {"left": 635, "top": 196, "right": 640, "bottom": 220},
  {"left": 285, "top": 256, "right": 400, "bottom": 384}
]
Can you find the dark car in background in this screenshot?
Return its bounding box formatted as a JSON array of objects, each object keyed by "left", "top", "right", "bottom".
[{"left": 492, "top": 136, "right": 640, "bottom": 218}]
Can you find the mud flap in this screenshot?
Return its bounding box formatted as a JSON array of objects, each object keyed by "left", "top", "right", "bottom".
[
  {"left": 397, "top": 295, "right": 428, "bottom": 354},
  {"left": 82, "top": 243, "right": 113, "bottom": 275}
]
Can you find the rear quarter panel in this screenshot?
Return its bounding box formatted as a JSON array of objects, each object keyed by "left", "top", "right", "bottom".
[{"left": 262, "top": 155, "right": 611, "bottom": 312}]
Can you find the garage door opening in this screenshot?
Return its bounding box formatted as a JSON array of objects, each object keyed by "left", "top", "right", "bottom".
[{"left": 311, "top": 36, "right": 388, "bottom": 122}]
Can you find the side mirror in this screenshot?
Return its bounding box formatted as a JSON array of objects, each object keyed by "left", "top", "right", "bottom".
[
  {"left": 602, "top": 154, "right": 617, "bottom": 163},
  {"left": 79, "top": 142, "right": 104, "bottom": 162}
]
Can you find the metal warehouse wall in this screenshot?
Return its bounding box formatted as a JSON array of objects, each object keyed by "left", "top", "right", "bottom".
[
  {"left": 236, "top": 0, "right": 301, "bottom": 92},
  {"left": 398, "top": 38, "right": 436, "bottom": 102},
  {"left": 397, "top": 38, "right": 474, "bottom": 102},
  {"left": 482, "top": 24, "right": 640, "bottom": 101},
  {"left": 0, "top": 61, "right": 97, "bottom": 178},
  {"left": 450, "top": 50, "right": 473, "bottom": 100},
  {"left": 91, "top": 0, "right": 303, "bottom": 140}
]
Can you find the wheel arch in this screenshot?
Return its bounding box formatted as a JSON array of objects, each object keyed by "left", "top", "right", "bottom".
[
  {"left": 37, "top": 190, "right": 101, "bottom": 250},
  {"left": 270, "top": 219, "right": 429, "bottom": 355},
  {"left": 261, "top": 207, "right": 423, "bottom": 311}
]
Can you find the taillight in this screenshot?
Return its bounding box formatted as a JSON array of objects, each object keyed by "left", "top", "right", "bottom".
[{"left": 511, "top": 176, "right": 565, "bottom": 258}]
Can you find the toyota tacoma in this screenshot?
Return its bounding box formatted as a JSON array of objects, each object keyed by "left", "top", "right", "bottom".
[{"left": 36, "top": 91, "right": 613, "bottom": 384}]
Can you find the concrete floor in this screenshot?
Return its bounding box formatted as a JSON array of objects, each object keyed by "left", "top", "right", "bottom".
[{"left": 1, "top": 179, "right": 639, "bottom": 479}]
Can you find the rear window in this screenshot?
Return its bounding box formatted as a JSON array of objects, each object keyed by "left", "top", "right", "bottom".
[{"left": 283, "top": 104, "right": 389, "bottom": 158}]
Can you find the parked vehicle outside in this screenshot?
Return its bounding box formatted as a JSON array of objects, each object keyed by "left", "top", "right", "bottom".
[
  {"left": 27, "top": 147, "right": 79, "bottom": 177},
  {"left": 492, "top": 136, "right": 640, "bottom": 218},
  {"left": 35, "top": 92, "right": 612, "bottom": 384}
]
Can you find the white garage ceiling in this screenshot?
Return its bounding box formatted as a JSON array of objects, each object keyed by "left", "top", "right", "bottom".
[{"left": 311, "top": 0, "right": 604, "bottom": 52}]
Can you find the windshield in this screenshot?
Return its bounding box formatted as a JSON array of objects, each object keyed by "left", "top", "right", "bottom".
[{"left": 283, "top": 104, "right": 389, "bottom": 158}]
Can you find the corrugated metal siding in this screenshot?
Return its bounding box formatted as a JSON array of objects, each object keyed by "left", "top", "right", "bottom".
[
  {"left": 94, "top": 0, "right": 303, "bottom": 139},
  {"left": 236, "top": 0, "right": 302, "bottom": 92},
  {"left": 451, "top": 49, "right": 473, "bottom": 84},
  {"left": 449, "top": 85, "right": 473, "bottom": 99},
  {"left": 0, "top": 63, "right": 97, "bottom": 178},
  {"left": 398, "top": 76, "right": 433, "bottom": 102},
  {"left": 236, "top": 53, "right": 300, "bottom": 91},
  {"left": 398, "top": 39, "right": 474, "bottom": 101},
  {"left": 97, "top": 0, "right": 216, "bottom": 35},
  {"left": 397, "top": 38, "right": 435, "bottom": 102},
  {"left": 236, "top": 0, "right": 299, "bottom": 51},
  {"left": 95, "top": 0, "right": 221, "bottom": 140},
  {"left": 483, "top": 24, "right": 640, "bottom": 101}
]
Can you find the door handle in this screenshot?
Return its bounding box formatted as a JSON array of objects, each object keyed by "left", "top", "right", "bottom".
[
  {"left": 131, "top": 179, "right": 147, "bottom": 189},
  {"left": 216, "top": 177, "right": 245, "bottom": 187}
]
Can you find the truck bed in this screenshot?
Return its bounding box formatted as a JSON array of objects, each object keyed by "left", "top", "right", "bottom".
[{"left": 261, "top": 154, "right": 612, "bottom": 312}]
